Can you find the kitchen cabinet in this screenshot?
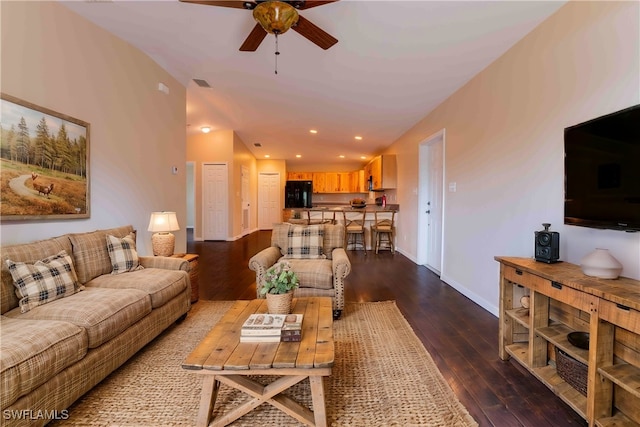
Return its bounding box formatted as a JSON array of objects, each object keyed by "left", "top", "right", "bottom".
[
  {"left": 323, "top": 173, "right": 351, "bottom": 193},
  {"left": 325, "top": 173, "right": 338, "bottom": 192},
  {"left": 496, "top": 256, "right": 640, "bottom": 426},
  {"left": 365, "top": 154, "right": 396, "bottom": 190},
  {"left": 302, "top": 171, "right": 362, "bottom": 193},
  {"left": 337, "top": 173, "right": 351, "bottom": 192},
  {"left": 289, "top": 170, "right": 367, "bottom": 194},
  {"left": 287, "top": 172, "right": 312, "bottom": 181},
  {"left": 312, "top": 173, "right": 326, "bottom": 193},
  {"left": 350, "top": 170, "right": 365, "bottom": 193}
]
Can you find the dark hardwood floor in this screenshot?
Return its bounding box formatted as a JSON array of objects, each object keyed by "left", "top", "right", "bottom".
[{"left": 187, "top": 230, "right": 586, "bottom": 427}]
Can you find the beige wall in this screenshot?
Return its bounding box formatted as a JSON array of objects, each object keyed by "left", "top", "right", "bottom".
[
  {"left": 389, "top": 1, "right": 640, "bottom": 314},
  {"left": 186, "top": 129, "right": 258, "bottom": 240},
  {"left": 0, "top": 2, "right": 187, "bottom": 256},
  {"left": 186, "top": 130, "right": 232, "bottom": 239}
]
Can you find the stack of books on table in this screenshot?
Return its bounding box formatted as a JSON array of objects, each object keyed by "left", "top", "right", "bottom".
[{"left": 240, "top": 313, "right": 303, "bottom": 342}]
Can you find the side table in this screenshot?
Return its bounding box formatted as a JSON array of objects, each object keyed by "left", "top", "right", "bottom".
[{"left": 172, "top": 253, "right": 199, "bottom": 303}]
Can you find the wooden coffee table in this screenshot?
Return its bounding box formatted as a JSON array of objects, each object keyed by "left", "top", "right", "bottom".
[{"left": 182, "top": 297, "right": 334, "bottom": 427}]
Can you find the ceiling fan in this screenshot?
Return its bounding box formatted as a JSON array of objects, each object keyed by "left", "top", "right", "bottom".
[{"left": 179, "top": 0, "right": 339, "bottom": 52}]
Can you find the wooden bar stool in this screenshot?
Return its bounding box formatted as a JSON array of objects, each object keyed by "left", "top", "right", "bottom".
[
  {"left": 372, "top": 210, "right": 396, "bottom": 254},
  {"left": 308, "top": 210, "right": 335, "bottom": 225},
  {"left": 342, "top": 210, "right": 367, "bottom": 255}
]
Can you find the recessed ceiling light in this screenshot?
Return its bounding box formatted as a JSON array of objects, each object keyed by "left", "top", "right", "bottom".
[
  {"left": 264, "top": 155, "right": 270, "bottom": 158},
  {"left": 360, "top": 156, "right": 367, "bottom": 159},
  {"left": 201, "top": 126, "right": 211, "bottom": 133},
  {"left": 339, "top": 155, "right": 345, "bottom": 159},
  {"left": 296, "top": 154, "right": 302, "bottom": 158},
  {"left": 355, "top": 136, "right": 363, "bottom": 140},
  {"left": 309, "top": 129, "right": 318, "bottom": 134}
]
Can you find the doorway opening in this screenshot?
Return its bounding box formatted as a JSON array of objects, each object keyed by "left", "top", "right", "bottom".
[
  {"left": 202, "top": 162, "right": 229, "bottom": 240},
  {"left": 258, "top": 172, "right": 281, "bottom": 230},
  {"left": 417, "top": 129, "right": 445, "bottom": 275},
  {"left": 186, "top": 161, "right": 195, "bottom": 240}
]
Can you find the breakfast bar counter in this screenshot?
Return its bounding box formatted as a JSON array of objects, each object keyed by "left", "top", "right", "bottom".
[
  {"left": 282, "top": 205, "right": 399, "bottom": 252},
  {"left": 283, "top": 204, "right": 398, "bottom": 222}
]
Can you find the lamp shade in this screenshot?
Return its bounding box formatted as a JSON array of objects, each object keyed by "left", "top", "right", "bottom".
[{"left": 148, "top": 212, "right": 180, "bottom": 233}]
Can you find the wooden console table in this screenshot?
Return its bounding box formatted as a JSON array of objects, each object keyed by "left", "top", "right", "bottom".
[{"left": 496, "top": 257, "right": 640, "bottom": 426}]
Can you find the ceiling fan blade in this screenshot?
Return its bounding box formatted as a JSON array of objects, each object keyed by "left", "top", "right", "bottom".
[
  {"left": 240, "top": 23, "right": 268, "bottom": 51},
  {"left": 292, "top": 15, "right": 338, "bottom": 50},
  {"left": 178, "top": 0, "right": 250, "bottom": 9},
  {"left": 298, "top": 1, "right": 339, "bottom": 10}
]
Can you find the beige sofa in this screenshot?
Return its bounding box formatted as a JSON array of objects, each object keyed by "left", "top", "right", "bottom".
[
  {"left": 0, "top": 226, "right": 191, "bottom": 427},
  {"left": 248, "top": 223, "right": 351, "bottom": 319}
]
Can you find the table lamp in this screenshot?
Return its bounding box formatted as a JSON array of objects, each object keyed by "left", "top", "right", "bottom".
[{"left": 147, "top": 211, "right": 180, "bottom": 256}]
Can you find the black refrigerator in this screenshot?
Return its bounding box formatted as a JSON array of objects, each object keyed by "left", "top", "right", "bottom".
[{"left": 285, "top": 180, "right": 313, "bottom": 208}]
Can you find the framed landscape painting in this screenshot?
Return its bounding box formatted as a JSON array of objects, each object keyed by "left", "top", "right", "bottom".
[{"left": 0, "top": 93, "right": 90, "bottom": 220}]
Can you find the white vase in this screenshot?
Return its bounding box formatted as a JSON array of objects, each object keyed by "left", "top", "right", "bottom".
[{"left": 580, "top": 248, "right": 623, "bottom": 279}]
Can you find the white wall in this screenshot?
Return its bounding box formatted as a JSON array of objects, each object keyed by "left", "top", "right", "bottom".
[
  {"left": 1, "top": 2, "right": 187, "bottom": 256},
  {"left": 389, "top": 1, "right": 640, "bottom": 315}
]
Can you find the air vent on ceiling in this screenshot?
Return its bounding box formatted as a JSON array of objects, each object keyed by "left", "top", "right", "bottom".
[
  {"left": 193, "top": 79, "right": 211, "bottom": 88},
  {"left": 254, "top": 143, "right": 262, "bottom": 147}
]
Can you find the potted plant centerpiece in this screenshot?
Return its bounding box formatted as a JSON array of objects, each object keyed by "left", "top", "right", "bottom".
[{"left": 261, "top": 261, "right": 299, "bottom": 314}]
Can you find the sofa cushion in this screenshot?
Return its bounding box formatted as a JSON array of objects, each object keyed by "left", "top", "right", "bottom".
[
  {"left": 285, "top": 259, "right": 333, "bottom": 290},
  {"left": 86, "top": 269, "right": 187, "bottom": 309},
  {"left": 0, "top": 316, "right": 88, "bottom": 409},
  {"left": 5, "top": 250, "right": 83, "bottom": 313},
  {"left": 283, "top": 224, "right": 326, "bottom": 259},
  {"left": 1, "top": 236, "right": 72, "bottom": 315},
  {"left": 68, "top": 226, "right": 135, "bottom": 284},
  {"left": 4, "top": 287, "right": 151, "bottom": 348},
  {"left": 106, "top": 233, "right": 144, "bottom": 275}
]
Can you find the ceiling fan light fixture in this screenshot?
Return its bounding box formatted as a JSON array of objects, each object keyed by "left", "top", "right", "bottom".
[{"left": 253, "top": 1, "right": 299, "bottom": 35}]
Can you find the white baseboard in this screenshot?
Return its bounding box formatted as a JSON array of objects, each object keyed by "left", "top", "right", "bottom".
[
  {"left": 395, "top": 247, "right": 497, "bottom": 317},
  {"left": 439, "top": 273, "right": 499, "bottom": 317},
  {"left": 229, "top": 228, "right": 259, "bottom": 241},
  {"left": 394, "top": 247, "right": 417, "bottom": 263}
]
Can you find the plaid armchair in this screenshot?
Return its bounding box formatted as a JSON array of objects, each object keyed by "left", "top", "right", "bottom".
[{"left": 248, "top": 223, "right": 351, "bottom": 319}]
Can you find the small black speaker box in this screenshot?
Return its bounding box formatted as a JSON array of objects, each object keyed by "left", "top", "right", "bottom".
[{"left": 535, "top": 223, "right": 560, "bottom": 263}]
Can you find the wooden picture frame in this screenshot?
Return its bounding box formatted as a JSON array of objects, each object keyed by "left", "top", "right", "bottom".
[{"left": 0, "top": 93, "right": 90, "bottom": 220}]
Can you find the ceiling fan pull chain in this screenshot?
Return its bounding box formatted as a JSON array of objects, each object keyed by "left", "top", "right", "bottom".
[{"left": 274, "top": 33, "right": 280, "bottom": 75}]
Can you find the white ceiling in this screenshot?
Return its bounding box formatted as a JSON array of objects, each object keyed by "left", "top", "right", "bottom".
[{"left": 61, "top": 0, "right": 565, "bottom": 168}]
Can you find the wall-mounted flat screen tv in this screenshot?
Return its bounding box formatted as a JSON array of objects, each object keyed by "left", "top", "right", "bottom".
[{"left": 564, "top": 104, "right": 640, "bottom": 232}]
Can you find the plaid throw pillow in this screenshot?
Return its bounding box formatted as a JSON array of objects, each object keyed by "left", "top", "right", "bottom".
[
  {"left": 106, "top": 233, "right": 144, "bottom": 275},
  {"left": 283, "top": 225, "right": 326, "bottom": 259},
  {"left": 6, "top": 250, "right": 82, "bottom": 313}
]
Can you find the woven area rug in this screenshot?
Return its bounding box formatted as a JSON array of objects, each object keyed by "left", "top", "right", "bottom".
[{"left": 53, "top": 300, "right": 477, "bottom": 427}]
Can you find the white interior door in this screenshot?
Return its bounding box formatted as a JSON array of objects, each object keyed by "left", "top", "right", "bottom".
[
  {"left": 186, "top": 161, "right": 195, "bottom": 229},
  {"left": 241, "top": 165, "right": 250, "bottom": 235},
  {"left": 203, "top": 163, "right": 228, "bottom": 240},
  {"left": 417, "top": 130, "right": 445, "bottom": 275},
  {"left": 258, "top": 172, "right": 281, "bottom": 230}
]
